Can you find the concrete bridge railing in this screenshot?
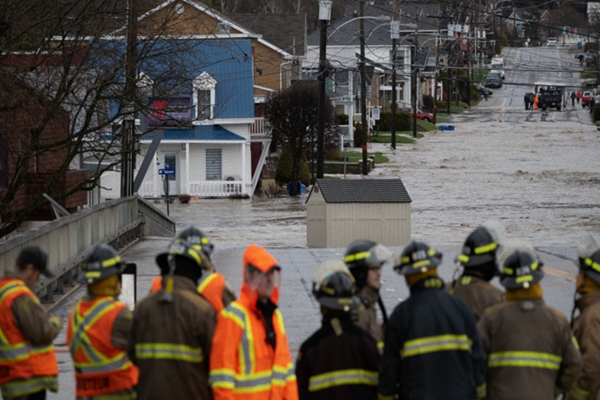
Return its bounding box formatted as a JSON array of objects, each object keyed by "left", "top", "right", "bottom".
[{"left": 0, "top": 195, "right": 175, "bottom": 302}]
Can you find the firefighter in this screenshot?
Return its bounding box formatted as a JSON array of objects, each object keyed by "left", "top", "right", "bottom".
[
  {"left": 296, "top": 260, "right": 379, "bottom": 400},
  {"left": 210, "top": 244, "right": 298, "bottom": 399},
  {"left": 378, "top": 240, "right": 486, "bottom": 400},
  {"left": 129, "top": 238, "right": 215, "bottom": 400},
  {"left": 343, "top": 240, "right": 392, "bottom": 347},
  {"left": 448, "top": 220, "right": 506, "bottom": 321},
  {"left": 151, "top": 226, "right": 235, "bottom": 314},
  {"left": 67, "top": 244, "right": 138, "bottom": 399},
  {"left": 569, "top": 234, "right": 600, "bottom": 400},
  {"left": 477, "top": 239, "right": 582, "bottom": 400},
  {"left": 0, "top": 246, "right": 61, "bottom": 400}
]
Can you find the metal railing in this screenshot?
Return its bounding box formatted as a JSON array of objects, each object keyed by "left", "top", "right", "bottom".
[
  {"left": 0, "top": 195, "right": 175, "bottom": 302},
  {"left": 250, "top": 117, "right": 266, "bottom": 136}
]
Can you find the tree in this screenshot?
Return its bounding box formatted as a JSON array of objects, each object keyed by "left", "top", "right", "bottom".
[
  {"left": 265, "top": 80, "right": 339, "bottom": 196},
  {"left": 0, "top": 0, "right": 230, "bottom": 237}
]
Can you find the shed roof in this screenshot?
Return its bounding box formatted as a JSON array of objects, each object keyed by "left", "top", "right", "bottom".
[{"left": 311, "top": 179, "right": 411, "bottom": 203}]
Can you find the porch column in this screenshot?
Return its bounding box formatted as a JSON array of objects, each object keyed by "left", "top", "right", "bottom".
[
  {"left": 242, "top": 141, "right": 247, "bottom": 195},
  {"left": 185, "top": 143, "right": 190, "bottom": 194}
]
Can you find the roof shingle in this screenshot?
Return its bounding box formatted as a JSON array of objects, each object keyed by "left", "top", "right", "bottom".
[{"left": 313, "top": 179, "right": 411, "bottom": 203}]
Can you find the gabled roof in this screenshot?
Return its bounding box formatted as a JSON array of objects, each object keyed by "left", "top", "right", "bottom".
[
  {"left": 311, "top": 179, "right": 411, "bottom": 203},
  {"left": 227, "top": 13, "right": 306, "bottom": 56}
]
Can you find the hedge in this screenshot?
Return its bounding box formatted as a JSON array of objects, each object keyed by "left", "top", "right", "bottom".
[{"left": 378, "top": 111, "right": 412, "bottom": 131}]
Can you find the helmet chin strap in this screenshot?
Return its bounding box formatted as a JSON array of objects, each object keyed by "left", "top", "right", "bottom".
[{"left": 571, "top": 274, "right": 586, "bottom": 328}]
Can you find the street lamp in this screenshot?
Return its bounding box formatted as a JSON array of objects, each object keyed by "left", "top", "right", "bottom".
[{"left": 316, "top": 0, "right": 332, "bottom": 180}]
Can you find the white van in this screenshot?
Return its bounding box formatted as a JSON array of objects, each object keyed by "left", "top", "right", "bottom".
[{"left": 491, "top": 59, "right": 505, "bottom": 80}]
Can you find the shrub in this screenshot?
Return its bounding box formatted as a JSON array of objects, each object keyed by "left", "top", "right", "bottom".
[
  {"left": 422, "top": 94, "right": 434, "bottom": 111},
  {"left": 436, "top": 100, "right": 447, "bottom": 110},
  {"left": 336, "top": 113, "right": 349, "bottom": 125},
  {"left": 275, "top": 145, "right": 311, "bottom": 186},
  {"left": 378, "top": 111, "right": 411, "bottom": 131}
]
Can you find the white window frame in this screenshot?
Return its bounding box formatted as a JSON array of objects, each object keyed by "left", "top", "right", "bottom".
[{"left": 193, "top": 72, "right": 217, "bottom": 120}]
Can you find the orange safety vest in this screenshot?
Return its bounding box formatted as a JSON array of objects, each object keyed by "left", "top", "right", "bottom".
[
  {"left": 210, "top": 284, "right": 298, "bottom": 400},
  {"left": 151, "top": 273, "right": 228, "bottom": 314},
  {"left": 67, "top": 296, "right": 138, "bottom": 398},
  {"left": 0, "top": 279, "right": 58, "bottom": 396}
]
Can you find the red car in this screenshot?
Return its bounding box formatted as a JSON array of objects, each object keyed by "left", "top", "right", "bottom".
[
  {"left": 582, "top": 91, "right": 593, "bottom": 107},
  {"left": 398, "top": 107, "right": 434, "bottom": 122}
]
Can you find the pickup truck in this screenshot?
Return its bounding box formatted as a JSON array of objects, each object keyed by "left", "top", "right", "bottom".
[{"left": 539, "top": 89, "right": 562, "bottom": 111}]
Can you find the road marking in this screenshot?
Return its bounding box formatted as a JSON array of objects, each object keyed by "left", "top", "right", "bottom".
[{"left": 545, "top": 265, "right": 576, "bottom": 283}]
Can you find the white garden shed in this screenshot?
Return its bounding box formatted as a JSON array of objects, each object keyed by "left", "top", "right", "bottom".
[{"left": 306, "top": 179, "right": 412, "bottom": 248}]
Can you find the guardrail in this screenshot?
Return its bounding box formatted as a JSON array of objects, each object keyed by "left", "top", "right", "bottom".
[{"left": 0, "top": 195, "right": 175, "bottom": 302}]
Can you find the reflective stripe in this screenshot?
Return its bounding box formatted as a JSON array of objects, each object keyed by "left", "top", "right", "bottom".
[
  {"left": 344, "top": 251, "right": 371, "bottom": 263},
  {"left": 570, "top": 383, "right": 590, "bottom": 400},
  {"left": 223, "top": 304, "right": 254, "bottom": 375},
  {"left": 0, "top": 376, "right": 58, "bottom": 397},
  {"left": 135, "top": 343, "right": 203, "bottom": 362},
  {"left": 198, "top": 273, "right": 218, "bottom": 293},
  {"left": 210, "top": 369, "right": 236, "bottom": 389},
  {"left": 377, "top": 341, "right": 384, "bottom": 354},
  {"left": 572, "top": 336, "right": 580, "bottom": 351},
  {"left": 461, "top": 276, "right": 472, "bottom": 285},
  {"left": 308, "top": 369, "right": 378, "bottom": 392},
  {"left": 488, "top": 351, "right": 562, "bottom": 370},
  {"left": 0, "top": 343, "right": 29, "bottom": 361},
  {"left": 79, "top": 392, "right": 136, "bottom": 400},
  {"left": 272, "top": 363, "right": 295, "bottom": 386},
  {"left": 476, "top": 383, "right": 487, "bottom": 399},
  {"left": 474, "top": 242, "right": 497, "bottom": 254},
  {"left": 70, "top": 300, "right": 116, "bottom": 357},
  {"left": 585, "top": 257, "right": 600, "bottom": 273},
  {"left": 76, "top": 356, "right": 133, "bottom": 374},
  {"left": 401, "top": 334, "right": 472, "bottom": 358}
]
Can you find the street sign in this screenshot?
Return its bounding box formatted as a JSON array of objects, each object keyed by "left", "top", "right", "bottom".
[{"left": 158, "top": 168, "right": 176, "bottom": 176}]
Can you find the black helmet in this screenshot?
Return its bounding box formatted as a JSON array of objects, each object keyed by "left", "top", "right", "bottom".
[
  {"left": 80, "top": 244, "right": 126, "bottom": 284},
  {"left": 577, "top": 235, "right": 600, "bottom": 285},
  {"left": 498, "top": 240, "right": 544, "bottom": 289},
  {"left": 177, "top": 226, "right": 214, "bottom": 257},
  {"left": 456, "top": 221, "right": 506, "bottom": 281},
  {"left": 312, "top": 259, "right": 353, "bottom": 296},
  {"left": 315, "top": 271, "right": 361, "bottom": 312},
  {"left": 394, "top": 240, "right": 442, "bottom": 275},
  {"left": 156, "top": 238, "right": 208, "bottom": 275},
  {"left": 344, "top": 240, "right": 392, "bottom": 289}
]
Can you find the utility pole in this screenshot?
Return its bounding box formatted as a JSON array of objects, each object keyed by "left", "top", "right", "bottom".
[
  {"left": 316, "top": 0, "right": 332, "bottom": 179},
  {"left": 390, "top": 0, "right": 399, "bottom": 149},
  {"left": 427, "top": 11, "right": 442, "bottom": 124},
  {"left": 360, "top": 0, "right": 368, "bottom": 174},
  {"left": 412, "top": 4, "right": 418, "bottom": 138},
  {"left": 121, "top": 0, "right": 137, "bottom": 198}
]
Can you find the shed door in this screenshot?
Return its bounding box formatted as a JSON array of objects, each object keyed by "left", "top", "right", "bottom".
[{"left": 206, "top": 148, "right": 222, "bottom": 180}]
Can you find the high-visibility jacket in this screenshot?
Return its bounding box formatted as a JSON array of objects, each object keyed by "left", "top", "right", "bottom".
[
  {"left": 210, "top": 284, "right": 298, "bottom": 400},
  {"left": 378, "top": 276, "right": 486, "bottom": 400},
  {"left": 447, "top": 275, "right": 504, "bottom": 321},
  {"left": 478, "top": 298, "right": 582, "bottom": 400},
  {"left": 67, "top": 295, "right": 138, "bottom": 398},
  {"left": 296, "top": 316, "right": 379, "bottom": 400},
  {"left": 0, "top": 279, "right": 58, "bottom": 397},
  {"left": 150, "top": 272, "right": 235, "bottom": 314}
]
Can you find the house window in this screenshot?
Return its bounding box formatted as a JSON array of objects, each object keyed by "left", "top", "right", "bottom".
[
  {"left": 325, "top": 77, "right": 334, "bottom": 92},
  {"left": 206, "top": 148, "right": 222, "bottom": 180},
  {"left": 193, "top": 72, "right": 217, "bottom": 121},
  {"left": 390, "top": 51, "right": 405, "bottom": 69}
]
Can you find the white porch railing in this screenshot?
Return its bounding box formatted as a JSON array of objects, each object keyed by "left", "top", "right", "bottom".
[
  {"left": 189, "top": 180, "right": 244, "bottom": 197},
  {"left": 250, "top": 118, "right": 266, "bottom": 137}
]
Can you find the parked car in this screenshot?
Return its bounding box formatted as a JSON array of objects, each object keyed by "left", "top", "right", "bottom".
[
  {"left": 398, "top": 107, "right": 434, "bottom": 122},
  {"left": 475, "top": 83, "right": 493, "bottom": 97},
  {"left": 485, "top": 71, "right": 503, "bottom": 88},
  {"left": 582, "top": 91, "right": 593, "bottom": 107},
  {"left": 547, "top": 37, "right": 557, "bottom": 46}
]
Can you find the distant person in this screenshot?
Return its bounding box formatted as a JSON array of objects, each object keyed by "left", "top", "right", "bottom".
[
  {"left": 572, "top": 91, "right": 577, "bottom": 106},
  {"left": 577, "top": 90, "right": 582, "bottom": 104},
  {"left": 524, "top": 93, "right": 529, "bottom": 110},
  {"left": 534, "top": 93, "right": 539, "bottom": 110},
  {"left": 448, "top": 220, "right": 506, "bottom": 322},
  {"left": 344, "top": 240, "right": 392, "bottom": 348},
  {"left": 570, "top": 235, "right": 600, "bottom": 399},
  {"left": 0, "top": 247, "right": 61, "bottom": 400},
  {"left": 478, "top": 239, "right": 582, "bottom": 400},
  {"left": 590, "top": 96, "right": 595, "bottom": 113},
  {"left": 378, "top": 240, "right": 486, "bottom": 400}
]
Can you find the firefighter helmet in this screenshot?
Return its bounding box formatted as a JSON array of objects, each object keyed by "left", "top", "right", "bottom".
[
  {"left": 344, "top": 240, "right": 392, "bottom": 288},
  {"left": 156, "top": 238, "right": 209, "bottom": 275},
  {"left": 314, "top": 270, "right": 360, "bottom": 312},
  {"left": 498, "top": 239, "right": 544, "bottom": 289},
  {"left": 394, "top": 240, "right": 442, "bottom": 275},
  {"left": 177, "top": 226, "right": 214, "bottom": 257},
  {"left": 577, "top": 235, "right": 600, "bottom": 285},
  {"left": 80, "top": 244, "right": 126, "bottom": 284},
  {"left": 456, "top": 220, "right": 506, "bottom": 268},
  {"left": 312, "top": 259, "right": 353, "bottom": 296}
]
